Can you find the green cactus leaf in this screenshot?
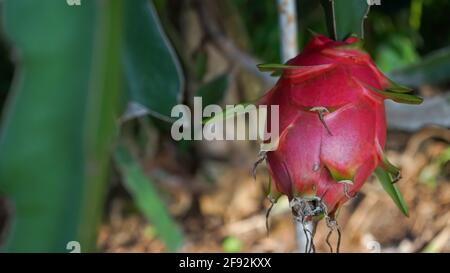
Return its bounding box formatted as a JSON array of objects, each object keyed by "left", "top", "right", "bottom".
[
  {"left": 335, "top": 39, "right": 365, "bottom": 50},
  {"left": 124, "top": 0, "right": 184, "bottom": 119},
  {"left": 364, "top": 82, "right": 423, "bottom": 105},
  {"left": 380, "top": 153, "right": 401, "bottom": 177},
  {"left": 257, "top": 63, "right": 303, "bottom": 76},
  {"left": 374, "top": 167, "right": 409, "bottom": 217},
  {"left": 320, "top": 0, "right": 370, "bottom": 41},
  {"left": 266, "top": 176, "right": 282, "bottom": 201},
  {"left": 376, "top": 89, "right": 423, "bottom": 104},
  {"left": 386, "top": 78, "right": 414, "bottom": 93},
  {"left": 0, "top": 0, "right": 124, "bottom": 251},
  {"left": 266, "top": 175, "right": 273, "bottom": 197},
  {"left": 202, "top": 103, "right": 254, "bottom": 126}
]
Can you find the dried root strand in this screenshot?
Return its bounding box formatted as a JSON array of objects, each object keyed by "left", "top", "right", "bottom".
[
  {"left": 252, "top": 151, "right": 267, "bottom": 180},
  {"left": 265, "top": 196, "right": 277, "bottom": 236},
  {"left": 304, "top": 224, "right": 316, "bottom": 253},
  {"left": 310, "top": 106, "right": 333, "bottom": 136},
  {"left": 326, "top": 228, "right": 334, "bottom": 253},
  {"left": 336, "top": 226, "right": 342, "bottom": 253},
  {"left": 325, "top": 216, "right": 342, "bottom": 253},
  {"left": 302, "top": 222, "right": 311, "bottom": 253}
]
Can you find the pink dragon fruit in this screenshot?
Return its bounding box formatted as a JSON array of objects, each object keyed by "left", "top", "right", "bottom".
[{"left": 259, "top": 34, "right": 422, "bottom": 218}]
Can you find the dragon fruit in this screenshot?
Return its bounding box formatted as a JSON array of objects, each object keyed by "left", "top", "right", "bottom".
[{"left": 258, "top": 34, "right": 422, "bottom": 219}]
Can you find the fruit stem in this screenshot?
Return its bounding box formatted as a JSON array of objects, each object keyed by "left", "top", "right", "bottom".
[
  {"left": 277, "top": 0, "right": 316, "bottom": 253},
  {"left": 294, "top": 219, "right": 318, "bottom": 253},
  {"left": 290, "top": 197, "right": 322, "bottom": 252}
]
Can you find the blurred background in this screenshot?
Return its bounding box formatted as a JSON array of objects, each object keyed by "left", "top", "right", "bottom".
[{"left": 0, "top": 0, "right": 449, "bottom": 253}]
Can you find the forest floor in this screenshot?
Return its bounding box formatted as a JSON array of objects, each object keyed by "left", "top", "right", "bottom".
[{"left": 98, "top": 128, "right": 450, "bottom": 253}]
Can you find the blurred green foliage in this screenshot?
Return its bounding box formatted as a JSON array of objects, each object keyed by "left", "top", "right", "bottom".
[
  {"left": 320, "top": 0, "right": 369, "bottom": 40},
  {"left": 375, "top": 35, "right": 419, "bottom": 73},
  {"left": 0, "top": 0, "right": 123, "bottom": 252},
  {"left": 115, "top": 144, "right": 184, "bottom": 251},
  {"left": 419, "top": 147, "right": 450, "bottom": 188},
  {"left": 0, "top": 0, "right": 184, "bottom": 252},
  {"left": 234, "top": 0, "right": 281, "bottom": 63},
  {"left": 196, "top": 74, "right": 229, "bottom": 106},
  {"left": 124, "top": 0, "right": 183, "bottom": 119},
  {"left": 224, "top": 0, "right": 450, "bottom": 79},
  {"left": 390, "top": 46, "right": 450, "bottom": 87},
  {"left": 222, "top": 236, "right": 242, "bottom": 253}
]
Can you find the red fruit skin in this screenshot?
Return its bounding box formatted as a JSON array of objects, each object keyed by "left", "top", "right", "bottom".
[{"left": 263, "top": 34, "right": 390, "bottom": 216}]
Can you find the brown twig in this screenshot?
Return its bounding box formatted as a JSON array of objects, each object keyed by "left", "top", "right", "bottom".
[{"left": 195, "top": 0, "right": 276, "bottom": 89}]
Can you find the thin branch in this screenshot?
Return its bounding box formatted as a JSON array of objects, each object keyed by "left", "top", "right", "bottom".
[
  {"left": 277, "top": 0, "right": 298, "bottom": 62},
  {"left": 195, "top": 0, "right": 276, "bottom": 88}
]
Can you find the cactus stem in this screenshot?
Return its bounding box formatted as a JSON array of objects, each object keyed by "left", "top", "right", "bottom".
[{"left": 252, "top": 151, "right": 267, "bottom": 180}]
